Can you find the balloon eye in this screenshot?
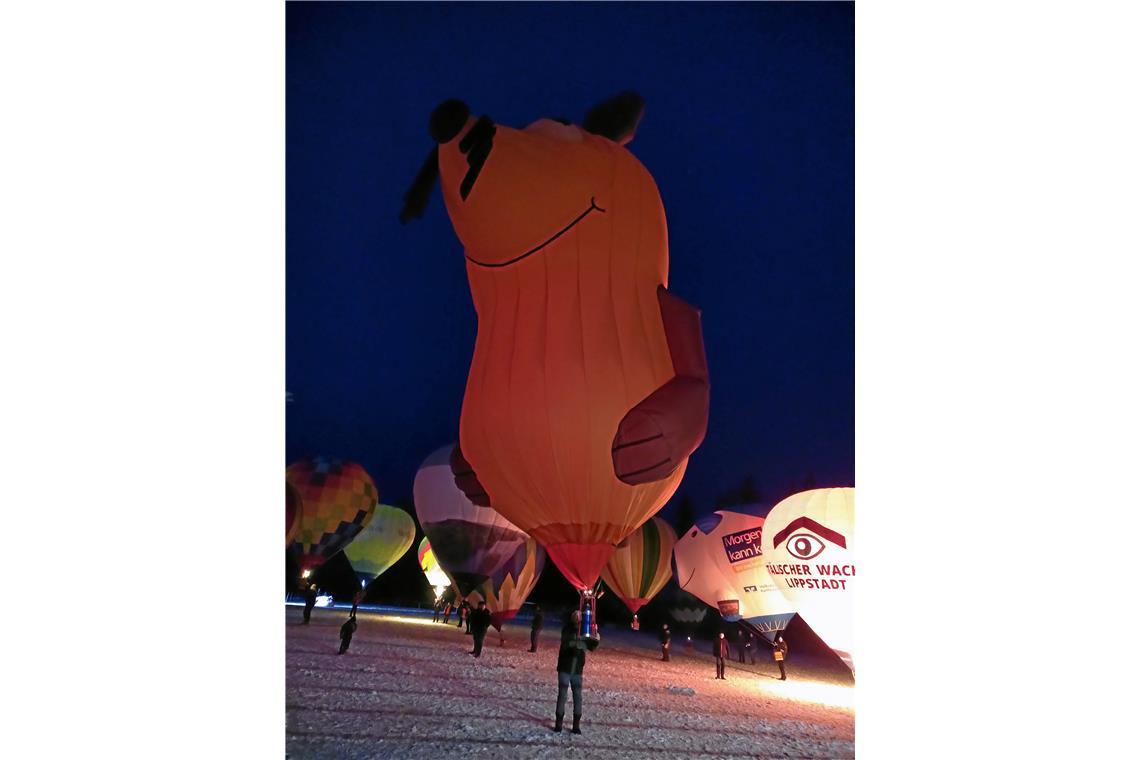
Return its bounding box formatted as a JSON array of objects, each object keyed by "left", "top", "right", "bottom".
[{"left": 787, "top": 533, "right": 826, "bottom": 560}]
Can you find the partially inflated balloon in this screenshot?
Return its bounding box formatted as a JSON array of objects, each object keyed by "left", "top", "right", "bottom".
[
  {"left": 287, "top": 457, "right": 378, "bottom": 573},
  {"left": 673, "top": 506, "right": 796, "bottom": 637},
  {"left": 600, "top": 517, "right": 677, "bottom": 614},
  {"left": 414, "top": 445, "right": 529, "bottom": 596},
  {"left": 417, "top": 537, "right": 453, "bottom": 599},
  {"left": 763, "top": 488, "right": 855, "bottom": 673},
  {"left": 286, "top": 481, "right": 302, "bottom": 547},
  {"left": 430, "top": 95, "right": 710, "bottom": 590},
  {"left": 476, "top": 538, "right": 546, "bottom": 631},
  {"left": 343, "top": 504, "right": 415, "bottom": 587}
]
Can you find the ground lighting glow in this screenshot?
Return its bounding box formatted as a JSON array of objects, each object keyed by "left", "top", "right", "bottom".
[
  {"left": 757, "top": 678, "right": 854, "bottom": 709},
  {"left": 383, "top": 615, "right": 443, "bottom": 627}
]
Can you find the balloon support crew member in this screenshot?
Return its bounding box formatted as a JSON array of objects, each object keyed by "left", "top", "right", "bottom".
[
  {"left": 303, "top": 584, "right": 317, "bottom": 624},
  {"left": 660, "top": 624, "right": 671, "bottom": 661},
  {"left": 714, "top": 632, "right": 729, "bottom": 679},
  {"left": 773, "top": 635, "right": 789, "bottom": 680},
  {"left": 554, "top": 610, "right": 600, "bottom": 734},
  {"left": 530, "top": 606, "right": 544, "bottom": 652},
  {"left": 469, "top": 601, "right": 492, "bottom": 657}
]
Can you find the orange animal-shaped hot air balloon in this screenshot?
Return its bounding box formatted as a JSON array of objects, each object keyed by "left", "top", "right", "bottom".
[{"left": 402, "top": 93, "right": 710, "bottom": 591}]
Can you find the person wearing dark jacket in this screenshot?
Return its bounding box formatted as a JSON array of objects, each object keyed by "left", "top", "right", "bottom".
[
  {"left": 457, "top": 600, "right": 468, "bottom": 630},
  {"left": 302, "top": 584, "right": 318, "bottom": 624},
  {"left": 529, "top": 606, "right": 544, "bottom": 652},
  {"left": 714, "top": 632, "right": 730, "bottom": 679},
  {"left": 432, "top": 599, "right": 443, "bottom": 623},
  {"left": 554, "top": 610, "right": 600, "bottom": 734},
  {"left": 772, "top": 635, "right": 789, "bottom": 680},
  {"left": 659, "top": 624, "right": 671, "bottom": 661},
  {"left": 469, "top": 601, "right": 493, "bottom": 657},
  {"left": 746, "top": 632, "right": 757, "bottom": 664},
  {"left": 351, "top": 588, "right": 364, "bottom": 619},
  {"left": 339, "top": 616, "right": 357, "bottom": 654},
  {"left": 736, "top": 629, "right": 747, "bottom": 663}
]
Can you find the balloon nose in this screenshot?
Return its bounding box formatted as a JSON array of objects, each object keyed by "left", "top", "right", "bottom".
[{"left": 430, "top": 99, "right": 470, "bottom": 144}]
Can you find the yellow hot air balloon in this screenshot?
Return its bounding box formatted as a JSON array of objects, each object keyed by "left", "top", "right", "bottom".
[
  {"left": 287, "top": 457, "right": 379, "bottom": 574},
  {"left": 600, "top": 516, "right": 677, "bottom": 615},
  {"left": 763, "top": 487, "right": 855, "bottom": 673},
  {"left": 343, "top": 504, "right": 415, "bottom": 588},
  {"left": 476, "top": 538, "right": 546, "bottom": 631}
]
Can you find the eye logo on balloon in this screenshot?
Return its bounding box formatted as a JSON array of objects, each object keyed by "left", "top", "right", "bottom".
[{"left": 786, "top": 533, "right": 826, "bottom": 560}]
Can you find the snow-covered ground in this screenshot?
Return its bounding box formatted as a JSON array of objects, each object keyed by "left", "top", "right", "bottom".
[{"left": 286, "top": 607, "right": 854, "bottom": 759}]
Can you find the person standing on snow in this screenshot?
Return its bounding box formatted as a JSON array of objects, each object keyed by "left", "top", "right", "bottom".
[
  {"left": 714, "top": 632, "right": 730, "bottom": 679},
  {"left": 553, "top": 610, "right": 600, "bottom": 734},
  {"left": 772, "top": 635, "right": 789, "bottom": 680},
  {"left": 338, "top": 616, "right": 357, "bottom": 655},
  {"left": 302, "top": 584, "right": 318, "bottom": 624},
  {"left": 442, "top": 600, "right": 453, "bottom": 624},
  {"left": 659, "top": 624, "right": 671, "bottom": 661},
  {"left": 736, "top": 629, "right": 747, "bottom": 663},
  {"left": 745, "top": 632, "right": 757, "bottom": 664},
  {"left": 529, "top": 606, "right": 544, "bottom": 652},
  {"left": 351, "top": 588, "right": 364, "bottom": 619},
  {"left": 469, "top": 600, "right": 493, "bottom": 657},
  {"left": 457, "top": 600, "right": 469, "bottom": 631},
  {"left": 432, "top": 598, "right": 443, "bottom": 623}
]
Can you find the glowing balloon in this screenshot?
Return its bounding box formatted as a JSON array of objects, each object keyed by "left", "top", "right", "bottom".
[
  {"left": 417, "top": 537, "right": 452, "bottom": 599},
  {"left": 476, "top": 538, "right": 546, "bottom": 631},
  {"left": 763, "top": 487, "right": 855, "bottom": 673},
  {"left": 413, "top": 444, "right": 529, "bottom": 596},
  {"left": 286, "top": 481, "right": 302, "bottom": 547},
  {"left": 287, "top": 457, "right": 378, "bottom": 573},
  {"left": 600, "top": 517, "right": 677, "bottom": 614},
  {"left": 673, "top": 506, "right": 796, "bottom": 637},
  {"left": 421, "top": 94, "right": 711, "bottom": 591},
  {"left": 343, "top": 504, "right": 415, "bottom": 588}
]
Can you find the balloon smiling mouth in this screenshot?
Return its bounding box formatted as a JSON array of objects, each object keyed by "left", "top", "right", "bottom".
[{"left": 464, "top": 197, "right": 606, "bottom": 269}]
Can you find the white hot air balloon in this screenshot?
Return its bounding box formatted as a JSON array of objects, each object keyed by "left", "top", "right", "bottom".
[
  {"left": 673, "top": 506, "right": 796, "bottom": 638},
  {"left": 763, "top": 487, "right": 855, "bottom": 674}
]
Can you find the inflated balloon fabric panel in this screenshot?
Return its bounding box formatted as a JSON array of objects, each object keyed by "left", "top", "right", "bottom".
[
  {"left": 482, "top": 539, "right": 546, "bottom": 631},
  {"left": 287, "top": 457, "right": 378, "bottom": 571}
]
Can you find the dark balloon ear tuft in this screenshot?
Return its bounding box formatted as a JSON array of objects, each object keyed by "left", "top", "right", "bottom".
[
  {"left": 399, "top": 146, "right": 439, "bottom": 224},
  {"left": 583, "top": 91, "right": 645, "bottom": 144},
  {"left": 430, "top": 99, "right": 470, "bottom": 144}
]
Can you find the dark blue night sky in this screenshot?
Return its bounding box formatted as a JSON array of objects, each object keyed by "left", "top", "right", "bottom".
[{"left": 286, "top": 2, "right": 853, "bottom": 517}]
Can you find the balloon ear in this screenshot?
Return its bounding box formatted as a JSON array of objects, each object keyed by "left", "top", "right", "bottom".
[{"left": 583, "top": 91, "right": 645, "bottom": 145}]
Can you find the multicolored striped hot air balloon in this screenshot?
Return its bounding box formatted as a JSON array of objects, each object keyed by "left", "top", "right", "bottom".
[
  {"left": 600, "top": 516, "right": 677, "bottom": 615},
  {"left": 476, "top": 538, "right": 546, "bottom": 632},
  {"left": 414, "top": 444, "right": 529, "bottom": 597},
  {"left": 343, "top": 504, "right": 415, "bottom": 588},
  {"left": 287, "top": 457, "right": 378, "bottom": 574},
  {"left": 286, "top": 481, "right": 302, "bottom": 547},
  {"left": 417, "top": 537, "right": 453, "bottom": 600}
]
